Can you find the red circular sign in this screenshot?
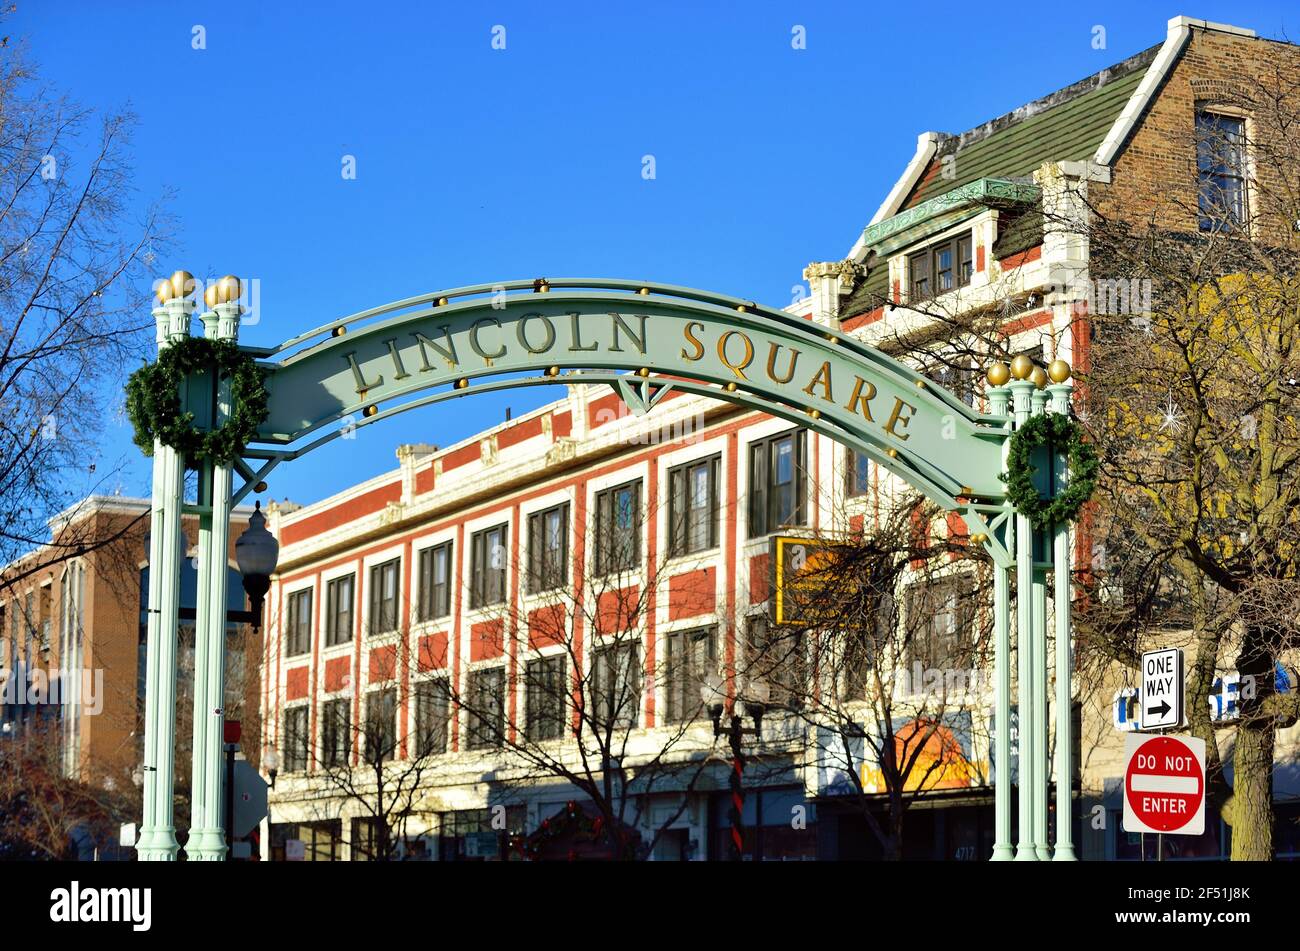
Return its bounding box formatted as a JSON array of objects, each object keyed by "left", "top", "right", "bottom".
[{"left": 1125, "top": 735, "right": 1204, "bottom": 833}]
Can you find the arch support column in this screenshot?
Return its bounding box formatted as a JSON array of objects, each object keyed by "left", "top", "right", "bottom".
[
  {"left": 186, "top": 300, "right": 242, "bottom": 860},
  {"left": 137, "top": 299, "right": 192, "bottom": 861}
]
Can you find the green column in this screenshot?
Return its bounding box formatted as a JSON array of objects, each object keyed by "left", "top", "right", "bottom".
[
  {"left": 186, "top": 300, "right": 240, "bottom": 860},
  {"left": 1009, "top": 378, "right": 1036, "bottom": 860},
  {"left": 987, "top": 381, "right": 1015, "bottom": 861},
  {"left": 1030, "top": 386, "right": 1051, "bottom": 861},
  {"left": 1050, "top": 381, "right": 1077, "bottom": 860},
  {"left": 137, "top": 297, "right": 192, "bottom": 861}
]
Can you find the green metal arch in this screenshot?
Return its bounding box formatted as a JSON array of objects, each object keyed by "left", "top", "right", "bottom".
[{"left": 240, "top": 279, "right": 1009, "bottom": 518}]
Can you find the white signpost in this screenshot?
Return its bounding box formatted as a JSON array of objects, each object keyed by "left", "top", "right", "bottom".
[{"left": 1140, "top": 648, "right": 1183, "bottom": 730}]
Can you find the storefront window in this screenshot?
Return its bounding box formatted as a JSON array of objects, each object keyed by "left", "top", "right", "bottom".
[{"left": 708, "top": 787, "right": 816, "bottom": 861}]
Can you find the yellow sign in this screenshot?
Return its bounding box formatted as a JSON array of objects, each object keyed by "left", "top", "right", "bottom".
[{"left": 770, "top": 534, "right": 847, "bottom": 626}]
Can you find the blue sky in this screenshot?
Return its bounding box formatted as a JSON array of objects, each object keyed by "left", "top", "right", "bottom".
[{"left": 17, "top": 1, "right": 1297, "bottom": 509}]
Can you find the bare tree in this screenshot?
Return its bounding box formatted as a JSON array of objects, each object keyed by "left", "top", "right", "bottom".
[
  {"left": 743, "top": 484, "right": 992, "bottom": 860},
  {"left": 445, "top": 492, "right": 717, "bottom": 860},
  {"left": 283, "top": 631, "right": 441, "bottom": 862},
  {"left": 0, "top": 715, "right": 135, "bottom": 860},
  {"left": 833, "top": 64, "right": 1300, "bottom": 859},
  {"left": 0, "top": 29, "right": 168, "bottom": 601}
]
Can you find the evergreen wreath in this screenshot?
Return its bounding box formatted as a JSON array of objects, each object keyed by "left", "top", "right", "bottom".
[
  {"left": 125, "top": 336, "right": 269, "bottom": 467},
  {"left": 1001, "top": 412, "right": 1099, "bottom": 528}
]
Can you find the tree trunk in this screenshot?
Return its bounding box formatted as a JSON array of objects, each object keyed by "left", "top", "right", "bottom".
[
  {"left": 1227, "top": 631, "right": 1276, "bottom": 861},
  {"left": 1227, "top": 717, "right": 1275, "bottom": 860}
]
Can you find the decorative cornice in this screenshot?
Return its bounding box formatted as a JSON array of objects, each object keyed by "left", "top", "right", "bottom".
[{"left": 856, "top": 178, "right": 1040, "bottom": 253}]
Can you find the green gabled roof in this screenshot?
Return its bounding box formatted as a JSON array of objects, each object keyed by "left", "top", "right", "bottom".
[
  {"left": 838, "top": 44, "right": 1164, "bottom": 322},
  {"left": 904, "top": 44, "right": 1159, "bottom": 209}
]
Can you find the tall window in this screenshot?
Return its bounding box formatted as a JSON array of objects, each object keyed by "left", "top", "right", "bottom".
[
  {"left": 325, "top": 574, "right": 355, "bottom": 647},
  {"left": 925, "top": 358, "right": 978, "bottom": 407},
  {"left": 664, "top": 626, "right": 716, "bottom": 723},
  {"left": 286, "top": 588, "right": 312, "bottom": 656},
  {"left": 908, "top": 232, "right": 974, "bottom": 301},
  {"left": 745, "top": 615, "right": 803, "bottom": 710},
  {"left": 321, "top": 698, "right": 350, "bottom": 768},
  {"left": 594, "top": 479, "right": 642, "bottom": 574},
  {"left": 366, "top": 688, "right": 398, "bottom": 763},
  {"left": 749, "top": 429, "right": 807, "bottom": 537},
  {"left": 593, "top": 643, "right": 641, "bottom": 730},
  {"left": 846, "top": 448, "right": 871, "bottom": 498},
  {"left": 416, "top": 542, "right": 453, "bottom": 622},
  {"left": 368, "top": 558, "right": 401, "bottom": 636},
  {"left": 904, "top": 574, "right": 976, "bottom": 673},
  {"left": 415, "top": 679, "right": 450, "bottom": 756},
  {"left": 668, "top": 455, "right": 720, "bottom": 556},
  {"left": 470, "top": 524, "right": 509, "bottom": 609},
  {"left": 1197, "top": 110, "right": 1248, "bottom": 231},
  {"left": 466, "top": 667, "right": 505, "bottom": 749},
  {"left": 525, "top": 655, "right": 566, "bottom": 741},
  {"left": 527, "top": 503, "right": 569, "bottom": 594},
  {"left": 284, "top": 706, "right": 310, "bottom": 772}
]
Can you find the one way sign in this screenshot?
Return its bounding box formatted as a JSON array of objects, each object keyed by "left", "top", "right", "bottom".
[{"left": 1140, "top": 648, "right": 1184, "bottom": 730}]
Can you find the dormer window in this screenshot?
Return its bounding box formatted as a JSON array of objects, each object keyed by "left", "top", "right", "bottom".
[{"left": 908, "top": 233, "right": 973, "bottom": 302}]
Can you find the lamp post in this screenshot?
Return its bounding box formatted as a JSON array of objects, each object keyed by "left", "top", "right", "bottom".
[
  {"left": 702, "top": 672, "right": 767, "bottom": 861},
  {"left": 235, "top": 502, "right": 279, "bottom": 631}
]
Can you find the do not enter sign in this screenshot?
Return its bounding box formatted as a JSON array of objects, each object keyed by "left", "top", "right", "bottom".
[{"left": 1122, "top": 733, "right": 1206, "bottom": 836}]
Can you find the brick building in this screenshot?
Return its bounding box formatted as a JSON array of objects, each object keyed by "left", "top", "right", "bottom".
[
  {"left": 0, "top": 496, "right": 259, "bottom": 803},
  {"left": 260, "top": 15, "right": 1300, "bottom": 860}
]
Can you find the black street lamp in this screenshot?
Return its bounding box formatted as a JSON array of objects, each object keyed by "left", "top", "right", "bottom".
[
  {"left": 701, "top": 671, "right": 768, "bottom": 861},
  {"left": 235, "top": 502, "right": 279, "bottom": 632}
]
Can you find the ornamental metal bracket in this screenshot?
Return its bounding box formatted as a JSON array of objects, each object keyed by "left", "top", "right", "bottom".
[{"left": 613, "top": 376, "right": 676, "bottom": 417}]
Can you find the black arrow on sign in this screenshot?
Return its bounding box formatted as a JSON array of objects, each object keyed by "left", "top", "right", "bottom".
[{"left": 1147, "top": 699, "right": 1171, "bottom": 718}]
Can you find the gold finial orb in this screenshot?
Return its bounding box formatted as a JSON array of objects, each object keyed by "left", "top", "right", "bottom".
[
  {"left": 986, "top": 362, "right": 1011, "bottom": 387},
  {"left": 810, "top": 409, "right": 821, "bottom": 420},
  {"left": 455, "top": 378, "right": 468, "bottom": 389},
  {"left": 637, "top": 367, "right": 650, "bottom": 378},
  {"left": 1030, "top": 367, "right": 1049, "bottom": 389},
  {"left": 364, "top": 405, "right": 378, "bottom": 418},
  {"left": 203, "top": 283, "right": 219, "bottom": 309},
  {"left": 887, "top": 448, "right": 898, "bottom": 458},
  {"left": 547, "top": 366, "right": 559, "bottom": 377},
  {"left": 637, "top": 287, "right": 650, "bottom": 296},
  {"left": 332, "top": 326, "right": 347, "bottom": 337},
  {"left": 1010, "top": 354, "right": 1034, "bottom": 380},
  {"left": 217, "top": 275, "right": 241, "bottom": 304},
  {"left": 254, "top": 481, "right": 268, "bottom": 493},
  {"left": 154, "top": 278, "right": 174, "bottom": 305},
  {"left": 1047, "top": 359, "right": 1072, "bottom": 384},
  {"left": 437, "top": 297, "right": 448, "bottom": 307},
  {"left": 725, "top": 382, "right": 737, "bottom": 392},
  {"left": 169, "top": 270, "right": 196, "bottom": 299}
]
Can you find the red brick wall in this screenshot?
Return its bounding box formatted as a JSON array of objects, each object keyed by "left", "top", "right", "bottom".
[
  {"left": 668, "top": 567, "right": 716, "bottom": 620},
  {"left": 470, "top": 617, "right": 505, "bottom": 661}
]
